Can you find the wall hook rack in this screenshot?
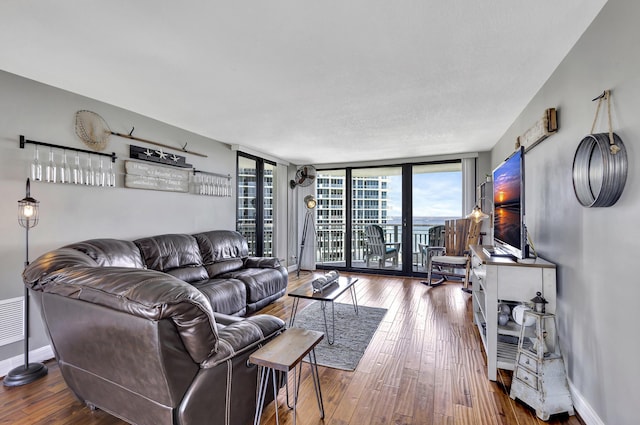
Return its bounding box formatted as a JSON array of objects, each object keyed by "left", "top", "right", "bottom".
[
  {"left": 193, "top": 169, "right": 231, "bottom": 179},
  {"left": 19, "top": 135, "right": 117, "bottom": 162}
]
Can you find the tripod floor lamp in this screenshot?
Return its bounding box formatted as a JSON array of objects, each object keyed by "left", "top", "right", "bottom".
[
  {"left": 4, "top": 178, "right": 48, "bottom": 387},
  {"left": 296, "top": 195, "right": 316, "bottom": 278}
]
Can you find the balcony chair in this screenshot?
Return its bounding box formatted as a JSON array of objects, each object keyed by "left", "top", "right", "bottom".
[
  {"left": 420, "top": 224, "right": 445, "bottom": 269},
  {"left": 425, "top": 218, "right": 480, "bottom": 292},
  {"left": 364, "top": 224, "right": 400, "bottom": 268}
]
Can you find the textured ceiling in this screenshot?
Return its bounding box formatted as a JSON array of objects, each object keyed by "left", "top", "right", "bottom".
[{"left": 0, "top": 1, "right": 607, "bottom": 165}]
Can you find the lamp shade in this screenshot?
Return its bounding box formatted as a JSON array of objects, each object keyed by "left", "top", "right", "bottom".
[
  {"left": 466, "top": 205, "right": 488, "bottom": 223},
  {"left": 304, "top": 194, "right": 317, "bottom": 210},
  {"left": 18, "top": 179, "right": 39, "bottom": 229}
]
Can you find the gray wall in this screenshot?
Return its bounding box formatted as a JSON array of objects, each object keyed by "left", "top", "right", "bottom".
[
  {"left": 491, "top": 1, "right": 638, "bottom": 423},
  {"left": 0, "top": 71, "right": 237, "bottom": 362}
]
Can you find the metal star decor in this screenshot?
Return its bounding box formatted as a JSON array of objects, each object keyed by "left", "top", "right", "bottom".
[{"left": 129, "top": 145, "right": 192, "bottom": 168}]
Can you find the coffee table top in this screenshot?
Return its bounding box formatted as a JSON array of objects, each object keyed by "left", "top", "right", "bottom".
[
  {"left": 249, "top": 328, "right": 324, "bottom": 372},
  {"left": 288, "top": 276, "right": 359, "bottom": 302}
]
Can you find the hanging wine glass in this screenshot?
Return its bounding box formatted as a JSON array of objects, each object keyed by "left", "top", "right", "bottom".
[
  {"left": 31, "top": 145, "right": 43, "bottom": 181},
  {"left": 72, "top": 151, "right": 83, "bottom": 184},
  {"left": 45, "top": 147, "right": 57, "bottom": 183},
  {"left": 107, "top": 160, "right": 116, "bottom": 187},
  {"left": 84, "top": 153, "right": 94, "bottom": 186},
  {"left": 58, "top": 150, "right": 71, "bottom": 184},
  {"left": 97, "top": 157, "right": 106, "bottom": 187}
]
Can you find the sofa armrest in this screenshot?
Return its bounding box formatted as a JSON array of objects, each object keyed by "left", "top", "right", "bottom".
[
  {"left": 243, "top": 256, "right": 282, "bottom": 269},
  {"left": 202, "top": 314, "right": 285, "bottom": 368}
]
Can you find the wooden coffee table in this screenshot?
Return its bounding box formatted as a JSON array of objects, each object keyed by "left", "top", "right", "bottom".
[
  {"left": 288, "top": 276, "right": 359, "bottom": 345},
  {"left": 249, "top": 328, "right": 325, "bottom": 425}
]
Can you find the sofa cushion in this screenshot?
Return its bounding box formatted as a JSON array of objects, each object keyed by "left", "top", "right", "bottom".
[
  {"left": 135, "top": 234, "right": 205, "bottom": 282},
  {"left": 203, "top": 259, "right": 245, "bottom": 278},
  {"left": 64, "top": 239, "right": 145, "bottom": 268},
  {"left": 193, "top": 230, "right": 248, "bottom": 264},
  {"left": 220, "top": 268, "right": 288, "bottom": 306},
  {"left": 191, "top": 278, "right": 247, "bottom": 316},
  {"left": 244, "top": 257, "right": 282, "bottom": 269},
  {"left": 23, "top": 248, "right": 99, "bottom": 290},
  {"left": 37, "top": 266, "right": 219, "bottom": 363}
]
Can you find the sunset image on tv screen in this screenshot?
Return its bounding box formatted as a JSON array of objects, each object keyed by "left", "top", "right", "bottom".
[
  {"left": 493, "top": 155, "right": 520, "bottom": 207},
  {"left": 493, "top": 149, "right": 522, "bottom": 248}
]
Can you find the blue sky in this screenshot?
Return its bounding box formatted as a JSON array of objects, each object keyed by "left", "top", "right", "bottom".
[{"left": 387, "top": 171, "right": 462, "bottom": 217}]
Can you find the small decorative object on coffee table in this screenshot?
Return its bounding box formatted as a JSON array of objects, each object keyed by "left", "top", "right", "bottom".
[
  {"left": 288, "top": 275, "right": 359, "bottom": 345},
  {"left": 250, "top": 328, "right": 325, "bottom": 425}
]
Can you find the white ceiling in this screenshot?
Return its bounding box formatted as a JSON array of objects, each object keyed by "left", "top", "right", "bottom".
[{"left": 0, "top": 1, "right": 607, "bottom": 165}]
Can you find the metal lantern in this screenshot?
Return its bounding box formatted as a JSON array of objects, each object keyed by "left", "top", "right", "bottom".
[
  {"left": 18, "top": 178, "right": 39, "bottom": 229},
  {"left": 531, "top": 291, "right": 548, "bottom": 313}
]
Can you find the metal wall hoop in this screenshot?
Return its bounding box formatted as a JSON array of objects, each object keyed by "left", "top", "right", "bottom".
[{"left": 572, "top": 133, "right": 628, "bottom": 207}]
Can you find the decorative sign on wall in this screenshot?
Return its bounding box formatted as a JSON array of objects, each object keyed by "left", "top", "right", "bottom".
[
  {"left": 124, "top": 160, "right": 190, "bottom": 193},
  {"left": 129, "top": 144, "right": 192, "bottom": 168},
  {"left": 515, "top": 108, "right": 558, "bottom": 152}
]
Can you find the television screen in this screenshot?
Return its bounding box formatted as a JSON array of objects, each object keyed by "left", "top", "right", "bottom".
[{"left": 492, "top": 147, "right": 527, "bottom": 259}]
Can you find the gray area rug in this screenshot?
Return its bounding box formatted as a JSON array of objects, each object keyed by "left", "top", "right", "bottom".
[{"left": 290, "top": 302, "right": 387, "bottom": 371}]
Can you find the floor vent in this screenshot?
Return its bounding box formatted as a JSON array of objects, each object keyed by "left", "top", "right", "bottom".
[{"left": 0, "top": 297, "right": 24, "bottom": 347}]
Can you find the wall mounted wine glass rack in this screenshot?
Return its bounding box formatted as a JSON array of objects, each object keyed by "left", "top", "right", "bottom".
[
  {"left": 192, "top": 169, "right": 232, "bottom": 197},
  {"left": 20, "top": 135, "right": 118, "bottom": 186},
  {"left": 20, "top": 135, "right": 117, "bottom": 162}
]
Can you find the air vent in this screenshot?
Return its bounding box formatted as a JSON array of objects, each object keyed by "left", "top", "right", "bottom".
[{"left": 0, "top": 297, "right": 24, "bottom": 346}]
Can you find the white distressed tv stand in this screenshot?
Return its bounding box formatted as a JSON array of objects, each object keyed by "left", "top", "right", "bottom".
[{"left": 470, "top": 245, "right": 557, "bottom": 381}]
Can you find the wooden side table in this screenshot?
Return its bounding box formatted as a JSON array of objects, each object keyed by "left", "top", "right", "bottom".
[{"left": 249, "top": 328, "right": 325, "bottom": 425}]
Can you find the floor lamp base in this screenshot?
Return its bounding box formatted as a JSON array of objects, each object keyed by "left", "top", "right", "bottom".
[{"left": 3, "top": 362, "right": 48, "bottom": 387}]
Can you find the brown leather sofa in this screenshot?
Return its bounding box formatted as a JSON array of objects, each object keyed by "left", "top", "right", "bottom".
[{"left": 23, "top": 230, "right": 288, "bottom": 425}]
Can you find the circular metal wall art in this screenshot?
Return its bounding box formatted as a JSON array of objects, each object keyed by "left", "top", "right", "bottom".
[{"left": 572, "top": 133, "right": 627, "bottom": 207}]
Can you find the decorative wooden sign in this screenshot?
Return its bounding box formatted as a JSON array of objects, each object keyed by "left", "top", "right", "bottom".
[
  {"left": 124, "top": 160, "right": 190, "bottom": 193},
  {"left": 516, "top": 108, "right": 558, "bottom": 152},
  {"left": 129, "top": 144, "right": 192, "bottom": 168}
]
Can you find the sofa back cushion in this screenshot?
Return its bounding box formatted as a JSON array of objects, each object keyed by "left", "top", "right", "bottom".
[
  {"left": 134, "top": 234, "right": 208, "bottom": 283},
  {"left": 193, "top": 231, "right": 248, "bottom": 277},
  {"left": 64, "top": 239, "right": 145, "bottom": 268}
]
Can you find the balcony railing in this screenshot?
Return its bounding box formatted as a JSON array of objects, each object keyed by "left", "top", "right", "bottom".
[
  {"left": 238, "top": 221, "right": 442, "bottom": 268},
  {"left": 316, "top": 222, "right": 437, "bottom": 264}
]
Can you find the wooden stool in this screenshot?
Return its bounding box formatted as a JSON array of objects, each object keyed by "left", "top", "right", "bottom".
[{"left": 250, "top": 328, "right": 325, "bottom": 425}]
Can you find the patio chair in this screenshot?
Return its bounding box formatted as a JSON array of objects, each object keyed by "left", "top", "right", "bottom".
[
  {"left": 425, "top": 218, "right": 480, "bottom": 292},
  {"left": 364, "top": 224, "right": 400, "bottom": 268},
  {"left": 420, "top": 224, "right": 445, "bottom": 269}
]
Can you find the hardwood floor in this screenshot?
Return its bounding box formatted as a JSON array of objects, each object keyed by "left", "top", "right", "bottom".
[{"left": 0, "top": 273, "right": 583, "bottom": 425}]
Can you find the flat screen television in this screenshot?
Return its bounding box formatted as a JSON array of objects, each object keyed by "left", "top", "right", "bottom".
[{"left": 492, "top": 146, "right": 529, "bottom": 259}]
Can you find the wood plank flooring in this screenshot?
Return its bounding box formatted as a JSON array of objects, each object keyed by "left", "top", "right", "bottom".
[{"left": 0, "top": 273, "right": 583, "bottom": 425}]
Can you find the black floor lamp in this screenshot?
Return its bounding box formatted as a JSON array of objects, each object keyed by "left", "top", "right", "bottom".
[
  {"left": 296, "top": 195, "right": 316, "bottom": 278},
  {"left": 3, "top": 178, "right": 48, "bottom": 387}
]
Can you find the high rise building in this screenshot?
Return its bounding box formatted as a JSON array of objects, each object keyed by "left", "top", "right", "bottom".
[{"left": 316, "top": 171, "right": 390, "bottom": 263}]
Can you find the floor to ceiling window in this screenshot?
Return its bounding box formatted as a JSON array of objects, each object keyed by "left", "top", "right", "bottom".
[
  {"left": 236, "top": 153, "right": 276, "bottom": 256},
  {"left": 315, "top": 160, "right": 463, "bottom": 276}
]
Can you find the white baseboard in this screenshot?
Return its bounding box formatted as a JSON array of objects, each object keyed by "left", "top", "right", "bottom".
[
  {"left": 568, "top": 378, "right": 604, "bottom": 425},
  {"left": 0, "top": 345, "right": 55, "bottom": 378}
]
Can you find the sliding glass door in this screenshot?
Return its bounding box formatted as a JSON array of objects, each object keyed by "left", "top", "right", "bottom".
[
  {"left": 351, "top": 167, "right": 402, "bottom": 272},
  {"left": 315, "top": 160, "right": 463, "bottom": 276}
]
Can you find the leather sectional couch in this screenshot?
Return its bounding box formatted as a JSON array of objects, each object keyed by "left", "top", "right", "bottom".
[{"left": 23, "top": 230, "right": 288, "bottom": 425}]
